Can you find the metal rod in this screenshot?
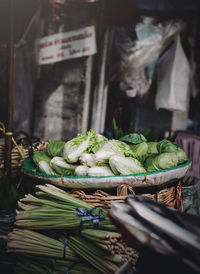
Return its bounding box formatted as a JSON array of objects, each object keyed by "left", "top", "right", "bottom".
[{"left": 5, "top": 0, "right": 14, "bottom": 178}]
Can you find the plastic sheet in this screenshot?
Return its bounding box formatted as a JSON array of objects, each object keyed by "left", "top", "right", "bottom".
[{"left": 155, "top": 35, "right": 190, "bottom": 112}]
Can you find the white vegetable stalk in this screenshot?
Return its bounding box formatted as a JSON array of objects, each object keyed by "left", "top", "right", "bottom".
[
  {"left": 64, "top": 136, "right": 90, "bottom": 163},
  {"left": 94, "top": 140, "right": 132, "bottom": 164},
  {"left": 109, "top": 155, "right": 146, "bottom": 175},
  {"left": 38, "top": 161, "right": 56, "bottom": 175},
  {"left": 50, "top": 157, "right": 76, "bottom": 170},
  {"left": 96, "top": 134, "right": 106, "bottom": 142},
  {"left": 75, "top": 165, "right": 89, "bottom": 176},
  {"left": 88, "top": 166, "right": 114, "bottom": 177},
  {"left": 79, "top": 153, "right": 96, "bottom": 167}
]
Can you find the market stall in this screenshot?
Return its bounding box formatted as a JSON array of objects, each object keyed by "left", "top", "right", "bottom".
[{"left": 1, "top": 1, "right": 200, "bottom": 274}]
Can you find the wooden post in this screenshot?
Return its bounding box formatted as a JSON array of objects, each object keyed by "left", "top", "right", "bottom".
[{"left": 5, "top": 0, "right": 14, "bottom": 178}]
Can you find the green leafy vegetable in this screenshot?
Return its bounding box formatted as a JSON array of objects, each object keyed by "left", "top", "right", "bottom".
[
  {"left": 120, "top": 133, "right": 147, "bottom": 145},
  {"left": 176, "top": 147, "right": 187, "bottom": 164},
  {"left": 63, "top": 129, "right": 97, "bottom": 163},
  {"left": 94, "top": 140, "right": 133, "bottom": 165},
  {"left": 33, "top": 151, "right": 51, "bottom": 166},
  {"left": 50, "top": 157, "right": 76, "bottom": 176},
  {"left": 91, "top": 134, "right": 108, "bottom": 153},
  {"left": 144, "top": 155, "right": 157, "bottom": 172},
  {"left": 146, "top": 153, "right": 178, "bottom": 172},
  {"left": 157, "top": 139, "right": 178, "bottom": 154},
  {"left": 38, "top": 161, "right": 57, "bottom": 175},
  {"left": 47, "top": 140, "right": 65, "bottom": 158},
  {"left": 147, "top": 142, "right": 158, "bottom": 155},
  {"left": 112, "top": 118, "right": 124, "bottom": 139},
  {"left": 130, "top": 142, "right": 148, "bottom": 163},
  {"left": 109, "top": 155, "right": 146, "bottom": 175}
]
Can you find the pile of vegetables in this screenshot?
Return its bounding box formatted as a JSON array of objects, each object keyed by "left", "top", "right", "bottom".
[
  {"left": 32, "top": 129, "right": 188, "bottom": 177},
  {"left": 6, "top": 184, "right": 136, "bottom": 273}
]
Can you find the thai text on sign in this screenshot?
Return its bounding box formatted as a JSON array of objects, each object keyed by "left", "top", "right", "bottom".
[{"left": 37, "top": 25, "right": 97, "bottom": 65}]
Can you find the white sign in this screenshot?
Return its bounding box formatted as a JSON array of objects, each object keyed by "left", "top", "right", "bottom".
[{"left": 37, "top": 26, "right": 97, "bottom": 65}]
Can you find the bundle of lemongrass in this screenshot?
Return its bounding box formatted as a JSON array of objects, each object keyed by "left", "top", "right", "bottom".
[
  {"left": 8, "top": 184, "right": 137, "bottom": 273},
  {"left": 82, "top": 229, "right": 138, "bottom": 263},
  {"left": 15, "top": 184, "right": 115, "bottom": 231},
  {"left": 7, "top": 229, "right": 122, "bottom": 273},
  {"left": 15, "top": 254, "right": 99, "bottom": 274}
]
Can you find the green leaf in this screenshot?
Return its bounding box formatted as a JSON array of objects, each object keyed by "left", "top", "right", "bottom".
[
  {"left": 112, "top": 118, "right": 124, "bottom": 139},
  {"left": 120, "top": 133, "right": 147, "bottom": 145}
]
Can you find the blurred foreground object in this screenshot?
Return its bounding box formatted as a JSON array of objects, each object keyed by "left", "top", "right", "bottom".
[{"left": 109, "top": 196, "right": 200, "bottom": 274}]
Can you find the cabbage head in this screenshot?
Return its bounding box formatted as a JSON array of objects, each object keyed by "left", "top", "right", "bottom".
[
  {"left": 33, "top": 151, "right": 51, "bottom": 166},
  {"left": 50, "top": 157, "right": 77, "bottom": 176},
  {"left": 176, "top": 147, "right": 187, "bottom": 164},
  {"left": 47, "top": 140, "right": 65, "bottom": 158},
  {"left": 147, "top": 142, "right": 158, "bottom": 155},
  {"left": 145, "top": 154, "right": 158, "bottom": 172},
  {"left": 146, "top": 152, "right": 178, "bottom": 172},
  {"left": 63, "top": 129, "right": 96, "bottom": 163},
  {"left": 109, "top": 155, "right": 146, "bottom": 175},
  {"left": 130, "top": 142, "right": 148, "bottom": 163},
  {"left": 94, "top": 140, "right": 133, "bottom": 165},
  {"left": 157, "top": 140, "right": 178, "bottom": 153},
  {"left": 91, "top": 134, "right": 108, "bottom": 153}
]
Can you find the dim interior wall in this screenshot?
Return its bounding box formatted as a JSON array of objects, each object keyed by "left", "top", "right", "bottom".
[
  {"left": 0, "top": 6, "right": 40, "bottom": 137},
  {"left": 33, "top": 2, "right": 101, "bottom": 140},
  {"left": 0, "top": 47, "right": 7, "bottom": 131},
  {"left": 33, "top": 58, "right": 86, "bottom": 141}
]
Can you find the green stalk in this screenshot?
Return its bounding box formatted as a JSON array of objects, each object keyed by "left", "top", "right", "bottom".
[
  {"left": 16, "top": 254, "right": 101, "bottom": 274},
  {"left": 7, "top": 229, "right": 78, "bottom": 261},
  {"left": 70, "top": 235, "right": 122, "bottom": 264},
  {"left": 35, "top": 184, "right": 93, "bottom": 209},
  {"left": 81, "top": 229, "right": 121, "bottom": 239},
  {"left": 69, "top": 240, "right": 118, "bottom": 274}
]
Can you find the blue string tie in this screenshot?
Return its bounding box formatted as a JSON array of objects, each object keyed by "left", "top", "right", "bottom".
[
  {"left": 63, "top": 235, "right": 69, "bottom": 259},
  {"left": 66, "top": 262, "right": 79, "bottom": 274},
  {"left": 76, "top": 207, "right": 106, "bottom": 231},
  {"left": 50, "top": 259, "right": 56, "bottom": 274}
]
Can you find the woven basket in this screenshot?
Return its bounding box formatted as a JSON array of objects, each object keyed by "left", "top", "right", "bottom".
[
  {"left": 68, "top": 181, "right": 182, "bottom": 210},
  {"left": 0, "top": 139, "right": 49, "bottom": 177}
]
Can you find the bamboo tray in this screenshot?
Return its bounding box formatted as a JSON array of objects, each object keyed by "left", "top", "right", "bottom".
[{"left": 22, "top": 157, "right": 191, "bottom": 189}]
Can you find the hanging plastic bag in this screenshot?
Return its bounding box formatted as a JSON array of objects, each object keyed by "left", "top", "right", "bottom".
[
  {"left": 155, "top": 35, "right": 190, "bottom": 112},
  {"left": 120, "top": 19, "right": 184, "bottom": 76},
  {"left": 115, "top": 18, "right": 184, "bottom": 101},
  {"left": 135, "top": 17, "right": 160, "bottom": 85}
]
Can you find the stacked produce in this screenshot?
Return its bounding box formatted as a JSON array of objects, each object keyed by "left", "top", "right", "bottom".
[
  {"left": 6, "top": 184, "right": 137, "bottom": 273},
  {"left": 15, "top": 184, "right": 115, "bottom": 230},
  {"left": 15, "top": 254, "right": 99, "bottom": 274},
  {"left": 32, "top": 129, "right": 188, "bottom": 177}
]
